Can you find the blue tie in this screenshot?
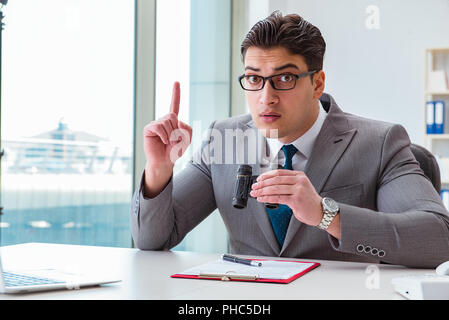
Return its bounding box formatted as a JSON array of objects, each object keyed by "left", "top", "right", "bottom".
[{"left": 266, "top": 144, "right": 298, "bottom": 247}]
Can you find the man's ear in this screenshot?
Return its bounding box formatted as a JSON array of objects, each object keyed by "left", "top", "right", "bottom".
[{"left": 312, "top": 70, "right": 325, "bottom": 99}]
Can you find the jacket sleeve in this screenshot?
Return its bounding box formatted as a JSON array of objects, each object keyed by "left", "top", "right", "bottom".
[
  {"left": 130, "top": 122, "right": 217, "bottom": 250},
  {"left": 330, "top": 124, "right": 449, "bottom": 268}
]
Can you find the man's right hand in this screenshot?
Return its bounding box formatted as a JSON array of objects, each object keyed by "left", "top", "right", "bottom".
[{"left": 143, "top": 82, "right": 192, "bottom": 198}]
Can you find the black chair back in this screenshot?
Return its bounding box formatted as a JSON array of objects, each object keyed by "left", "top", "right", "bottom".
[{"left": 410, "top": 143, "right": 441, "bottom": 194}]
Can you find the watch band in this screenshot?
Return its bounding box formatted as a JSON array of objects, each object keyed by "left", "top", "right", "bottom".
[
  {"left": 317, "top": 211, "right": 337, "bottom": 230},
  {"left": 317, "top": 198, "right": 339, "bottom": 230}
]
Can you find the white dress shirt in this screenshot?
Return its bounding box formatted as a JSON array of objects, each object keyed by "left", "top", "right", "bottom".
[{"left": 265, "top": 101, "right": 327, "bottom": 172}]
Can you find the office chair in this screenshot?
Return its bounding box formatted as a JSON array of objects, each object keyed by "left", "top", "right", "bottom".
[{"left": 410, "top": 143, "right": 441, "bottom": 194}]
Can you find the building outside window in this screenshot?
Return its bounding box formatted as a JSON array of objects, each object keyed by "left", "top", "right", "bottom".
[{"left": 0, "top": 0, "right": 135, "bottom": 247}]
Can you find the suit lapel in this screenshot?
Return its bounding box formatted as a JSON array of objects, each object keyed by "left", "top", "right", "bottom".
[
  {"left": 304, "top": 95, "right": 358, "bottom": 194},
  {"left": 280, "top": 95, "right": 357, "bottom": 255},
  {"left": 304, "top": 122, "right": 357, "bottom": 194}
]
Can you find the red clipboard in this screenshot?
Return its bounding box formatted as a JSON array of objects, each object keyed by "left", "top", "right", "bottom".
[{"left": 171, "top": 259, "right": 320, "bottom": 284}]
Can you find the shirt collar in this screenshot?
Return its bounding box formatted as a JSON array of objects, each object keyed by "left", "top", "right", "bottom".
[{"left": 266, "top": 100, "right": 327, "bottom": 161}]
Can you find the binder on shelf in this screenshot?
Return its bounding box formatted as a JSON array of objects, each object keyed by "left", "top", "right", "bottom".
[
  {"left": 426, "top": 101, "right": 435, "bottom": 134},
  {"left": 434, "top": 100, "right": 445, "bottom": 134}
]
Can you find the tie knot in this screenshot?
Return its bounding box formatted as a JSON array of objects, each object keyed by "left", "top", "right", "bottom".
[{"left": 281, "top": 144, "right": 297, "bottom": 170}]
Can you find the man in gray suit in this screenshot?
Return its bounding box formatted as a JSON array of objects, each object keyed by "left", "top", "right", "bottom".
[{"left": 131, "top": 12, "right": 449, "bottom": 268}]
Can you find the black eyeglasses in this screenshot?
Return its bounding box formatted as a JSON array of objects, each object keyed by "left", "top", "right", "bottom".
[{"left": 238, "top": 70, "right": 317, "bottom": 91}]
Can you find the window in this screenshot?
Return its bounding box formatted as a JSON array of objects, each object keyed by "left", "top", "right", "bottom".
[
  {"left": 0, "top": 0, "right": 135, "bottom": 247},
  {"left": 154, "top": 0, "right": 231, "bottom": 253}
]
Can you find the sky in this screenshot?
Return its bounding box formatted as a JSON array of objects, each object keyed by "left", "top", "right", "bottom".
[{"left": 1, "top": 0, "right": 135, "bottom": 149}]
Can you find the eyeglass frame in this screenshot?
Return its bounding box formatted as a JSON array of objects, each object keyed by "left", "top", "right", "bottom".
[{"left": 238, "top": 70, "right": 317, "bottom": 91}]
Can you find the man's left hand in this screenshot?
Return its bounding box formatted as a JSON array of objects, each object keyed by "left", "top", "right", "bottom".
[{"left": 250, "top": 169, "right": 323, "bottom": 227}]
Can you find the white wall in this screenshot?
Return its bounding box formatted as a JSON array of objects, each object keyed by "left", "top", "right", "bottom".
[
  {"left": 264, "top": 0, "right": 449, "bottom": 145},
  {"left": 247, "top": 0, "right": 270, "bottom": 29}
]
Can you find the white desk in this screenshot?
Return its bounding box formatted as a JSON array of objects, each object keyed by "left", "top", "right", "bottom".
[{"left": 0, "top": 243, "right": 434, "bottom": 300}]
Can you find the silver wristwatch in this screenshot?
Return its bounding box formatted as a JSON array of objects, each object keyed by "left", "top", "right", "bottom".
[{"left": 317, "top": 197, "right": 339, "bottom": 230}]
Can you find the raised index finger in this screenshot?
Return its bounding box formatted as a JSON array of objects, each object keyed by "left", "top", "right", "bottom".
[{"left": 170, "top": 82, "right": 181, "bottom": 115}]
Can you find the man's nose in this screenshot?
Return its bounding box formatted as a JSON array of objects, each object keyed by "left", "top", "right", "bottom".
[{"left": 258, "top": 81, "right": 279, "bottom": 106}]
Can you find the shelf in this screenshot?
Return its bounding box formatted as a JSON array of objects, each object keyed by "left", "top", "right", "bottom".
[
  {"left": 426, "top": 134, "right": 449, "bottom": 140},
  {"left": 425, "top": 48, "right": 449, "bottom": 187},
  {"left": 427, "top": 48, "right": 449, "bottom": 53},
  {"left": 425, "top": 91, "right": 449, "bottom": 95}
]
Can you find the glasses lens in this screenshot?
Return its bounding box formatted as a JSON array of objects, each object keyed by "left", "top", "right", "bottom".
[
  {"left": 272, "top": 74, "right": 296, "bottom": 90},
  {"left": 242, "top": 75, "right": 263, "bottom": 90}
]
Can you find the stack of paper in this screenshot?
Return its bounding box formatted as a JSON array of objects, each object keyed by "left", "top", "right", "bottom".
[{"left": 172, "top": 259, "right": 320, "bottom": 283}]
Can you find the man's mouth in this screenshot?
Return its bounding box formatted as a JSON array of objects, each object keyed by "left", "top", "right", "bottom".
[{"left": 260, "top": 112, "right": 281, "bottom": 123}]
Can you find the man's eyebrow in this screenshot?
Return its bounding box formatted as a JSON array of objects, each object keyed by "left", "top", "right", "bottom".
[
  {"left": 244, "top": 63, "right": 300, "bottom": 72},
  {"left": 273, "top": 63, "right": 300, "bottom": 71},
  {"left": 244, "top": 66, "right": 260, "bottom": 71}
]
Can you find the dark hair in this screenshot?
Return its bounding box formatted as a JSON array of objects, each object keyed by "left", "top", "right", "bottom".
[{"left": 241, "top": 11, "right": 326, "bottom": 72}]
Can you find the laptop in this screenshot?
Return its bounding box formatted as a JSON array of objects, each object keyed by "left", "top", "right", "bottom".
[{"left": 0, "top": 250, "right": 121, "bottom": 294}]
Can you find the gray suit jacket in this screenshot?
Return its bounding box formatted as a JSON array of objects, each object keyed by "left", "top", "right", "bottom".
[{"left": 130, "top": 93, "right": 449, "bottom": 268}]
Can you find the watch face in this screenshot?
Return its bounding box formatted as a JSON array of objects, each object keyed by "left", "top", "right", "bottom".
[{"left": 323, "top": 197, "right": 339, "bottom": 212}]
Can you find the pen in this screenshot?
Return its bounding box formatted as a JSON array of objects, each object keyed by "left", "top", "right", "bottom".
[
  {"left": 222, "top": 254, "right": 262, "bottom": 267},
  {"left": 199, "top": 272, "right": 259, "bottom": 281}
]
